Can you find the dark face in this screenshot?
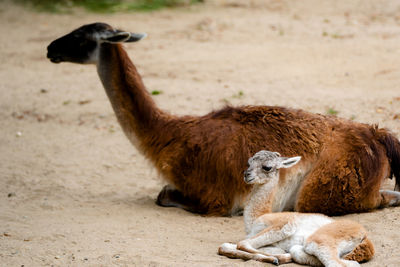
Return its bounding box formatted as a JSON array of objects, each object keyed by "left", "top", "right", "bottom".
[{"left": 46, "top": 23, "right": 111, "bottom": 64}]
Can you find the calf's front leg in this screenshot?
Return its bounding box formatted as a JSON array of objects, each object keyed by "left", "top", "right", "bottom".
[
  {"left": 218, "top": 243, "right": 279, "bottom": 264},
  {"left": 236, "top": 225, "right": 295, "bottom": 264}
]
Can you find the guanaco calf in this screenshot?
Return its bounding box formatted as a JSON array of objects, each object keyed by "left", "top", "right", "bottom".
[{"left": 219, "top": 151, "right": 374, "bottom": 266}]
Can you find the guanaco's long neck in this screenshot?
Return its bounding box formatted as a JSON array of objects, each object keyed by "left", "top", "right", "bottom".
[
  {"left": 243, "top": 180, "right": 277, "bottom": 235},
  {"left": 96, "top": 43, "right": 165, "bottom": 150}
]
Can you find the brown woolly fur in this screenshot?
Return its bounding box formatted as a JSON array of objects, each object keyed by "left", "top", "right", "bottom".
[{"left": 47, "top": 23, "right": 400, "bottom": 216}]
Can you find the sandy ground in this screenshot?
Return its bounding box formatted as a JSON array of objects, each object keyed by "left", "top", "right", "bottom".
[{"left": 1, "top": 0, "right": 400, "bottom": 266}]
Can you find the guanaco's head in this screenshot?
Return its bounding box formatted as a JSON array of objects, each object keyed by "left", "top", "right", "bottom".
[
  {"left": 244, "top": 151, "right": 301, "bottom": 185},
  {"left": 47, "top": 22, "right": 146, "bottom": 64}
]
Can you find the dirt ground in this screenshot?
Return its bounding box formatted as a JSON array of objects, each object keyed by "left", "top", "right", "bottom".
[{"left": 1, "top": 0, "right": 400, "bottom": 266}]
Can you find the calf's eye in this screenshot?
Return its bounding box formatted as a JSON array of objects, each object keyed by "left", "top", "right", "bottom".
[{"left": 262, "top": 166, "right": 272, "bottom": 172}]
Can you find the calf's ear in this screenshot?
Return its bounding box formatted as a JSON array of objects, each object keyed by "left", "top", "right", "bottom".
[{"left": 280, "top": 156, "right": 301, "bottom": 169}]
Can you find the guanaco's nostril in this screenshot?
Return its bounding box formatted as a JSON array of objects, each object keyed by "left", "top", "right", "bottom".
[{"left": 46, "top": 44, "right": 62, "bottom": 63}]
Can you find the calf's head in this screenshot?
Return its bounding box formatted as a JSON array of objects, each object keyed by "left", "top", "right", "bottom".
[{"left": 244, "top": 150, "right": 301, "bottom": 184}]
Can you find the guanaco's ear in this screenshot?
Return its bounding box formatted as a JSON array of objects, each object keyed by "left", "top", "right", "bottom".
[
  {"left": 126, "top": 32, "right": 147, "bottom": 42},
  {"left": 101, "top": 31, "right": 132, "bottom": 43},
  {"left": 279, "top": 156, "right": 301, "bottom": 169},
  {"left": 101, "top": 30, "right": 146, "bottom": 43}
]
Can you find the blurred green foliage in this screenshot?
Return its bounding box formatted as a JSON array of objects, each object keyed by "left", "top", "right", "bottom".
[{"left": 17, "top": 0, "right": 203, "bottom": 13}]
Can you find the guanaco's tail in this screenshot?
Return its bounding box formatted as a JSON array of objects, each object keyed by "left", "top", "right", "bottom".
[{"left": 377, "top": 130, "right": 400, "bottom": 191}]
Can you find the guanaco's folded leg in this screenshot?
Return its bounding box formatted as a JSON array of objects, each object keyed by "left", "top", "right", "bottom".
[
  {"left": 156, "top": 185, "right": 204, "bottom": 213},
  {"left": 379, "top": 190, "right": 400, "bottom": 208}
]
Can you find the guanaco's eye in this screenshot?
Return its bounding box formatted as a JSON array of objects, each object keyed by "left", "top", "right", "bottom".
[
  {"left": 262, "top": 166, "right": 272, "bottom": 172},
  {"left": 80, "top": 40, "right": 88, "bottom": 47}
]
